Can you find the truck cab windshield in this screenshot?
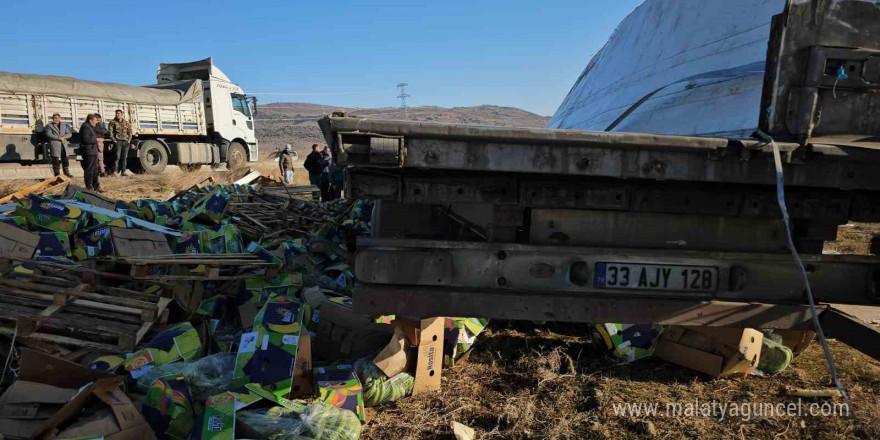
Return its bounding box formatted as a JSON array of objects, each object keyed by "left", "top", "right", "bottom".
[{"left": 232, "top": 94, "right": 252, "bottom": 118}]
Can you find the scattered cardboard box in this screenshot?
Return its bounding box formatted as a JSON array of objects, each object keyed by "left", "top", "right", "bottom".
[
  {"left": 49, "top": 379, "right": 157, "bottom": 440},
  {"left": 111, "top": 227, "right": 173, "bottom": 258},
  {"left": 774, "top": 329, "right": 816, "bottom": 355},
  {"left": 373, "top": 318, "right": 444, "bottom": 395},
  {"left": 313, "top": 293, "right": 394, "bottom": 363},
  {"left": 654, "top": 326, "right": 763, "bottom": 377},
  {"left": 64, "top": 185, "right": 118, "bottom": 211},
  {"left": 0, "top": 349, "right": 151, "bottom": 440},
  {"left": 0, "top": 221, "right": 39, "bottom": 259},
  {"left": 314, "top": 363, "right": 365, "bottom": 421},
  {"left": 75, "top": 226, "right": 172, "bottom": 259}
]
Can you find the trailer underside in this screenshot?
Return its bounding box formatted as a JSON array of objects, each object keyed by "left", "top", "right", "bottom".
[{"left": 318, "top": 114, "right": 880, "bottom": 360}]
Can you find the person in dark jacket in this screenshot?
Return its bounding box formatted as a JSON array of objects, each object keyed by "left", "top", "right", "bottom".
[
  {"left": 44, "top": 113, "right": 73, "bottom": 177},
  {"left": 317, "top": 146, "right": 333, "bottom": 201},
  {"left": 79, "top": 114, "right": 102, "bottom": 192},
  {"left": 303, "top": 143, "right": 323, "bottom": 185}
]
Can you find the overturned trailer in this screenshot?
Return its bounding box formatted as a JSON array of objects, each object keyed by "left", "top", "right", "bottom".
[{"left": 319, "top": 0, "right": 880, "bottom": 359}]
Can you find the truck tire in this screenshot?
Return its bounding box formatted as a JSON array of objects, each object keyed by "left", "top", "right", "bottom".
[
  {"left": 180, "top": 164, "right": 202, "bottom": 172},
  {"left": 137, "top": 140, "right": 168, "bottom": 174},
  {"left": 227, "top": 142, "right": 247, "bottom": 170}
]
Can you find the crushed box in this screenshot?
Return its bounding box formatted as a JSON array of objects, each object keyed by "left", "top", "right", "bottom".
[
  {"left": 74, "top": 225, "right": 172, "bottom": 259},
  {"left": 654, "top": 326, "right": 763, "bottom": 377},
  {"left": 0, "top": 221, "right": 39, "bottom": 260}
]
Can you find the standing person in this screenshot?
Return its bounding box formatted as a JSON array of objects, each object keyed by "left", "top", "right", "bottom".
[
  {"left": 328, "top": 162, "right": 344, "bottom": 201},
  {"left": 107, "top": 109, "right": 133, "bottom": 176},
  {"left": 279, "top": 144, "right": 296, "bottom": 184},
  {"left": 318, "top": 146, "right": 332, "bottom": 202},
  {"left": 303, "top": 144, "right": 322, "bottom": 185},
  {"left": 79, "top": 114, "right": 102, "bottom": 192},
  {"left": 93, "top": 114, "right": 107, "bottom": 176},
  {"left": 44, "top": 113, "right": 72, "bottom": 177}
]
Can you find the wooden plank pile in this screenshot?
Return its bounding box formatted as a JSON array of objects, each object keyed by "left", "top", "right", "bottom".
[
  {"left": 0, "top": 258, "right": 172, "bottom": 352},
  {"left": 228, "top": 193, "right": 353, "bottom": 242},
  {"left": 0, "top": 176, "right": 368, "bottom": 359},
  {"left": 0, "top": 175, "right": 70, "bottom": 206}
]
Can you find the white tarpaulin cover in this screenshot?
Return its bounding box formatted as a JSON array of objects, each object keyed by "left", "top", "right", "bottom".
[
  {"left": 548, "top": 0, "right": 786, "bottom": 138},
  {"left": 0, "top": 72, "right": 203, "bottom": 106}
]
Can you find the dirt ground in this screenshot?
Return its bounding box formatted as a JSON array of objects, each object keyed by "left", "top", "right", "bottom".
[
  {"left": 0, "top": 160, "right": 311, "bottom": 202},
  {"left": 0, "top": 165, "right": 878, "bottom": 440},
  {"left": 362, "top": 323, "right": 880, "bottom": 440}
]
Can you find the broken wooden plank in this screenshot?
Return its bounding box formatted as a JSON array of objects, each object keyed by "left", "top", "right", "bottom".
[
  {"left": 0, "top": 327, "right": 119, "bottom": 352},
  {"left": 234, "top": 170, "right": 262, "bottom": 185},
  {"left": 0, "top": 257, "right": 134, "bottom": 282},
  {"left": 0, "top": 175, "right": 71, "bottom": 205},
  {"left": 0, "top": 279, "right": 158, "bottom": 311},
  {"left": 135, "top": 297, "right": 173, "bottom": 344}
]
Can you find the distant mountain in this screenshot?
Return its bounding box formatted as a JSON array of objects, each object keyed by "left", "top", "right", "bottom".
[{"left": 255, "top": 103, "right": 550, "bottom": 156}]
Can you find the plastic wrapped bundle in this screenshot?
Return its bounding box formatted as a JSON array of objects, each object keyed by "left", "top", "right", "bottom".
[
  {"left": 353, "top": 357, "right": 414, "bottom": 407},
  {"left": 237, "top": 407, "right": 306, "bottom": 440},
  {"left": 444, "top": 318, "right": 489, "bottom": 367},
  {"left": 237, "top": 403, "right": 361, "bottom": 440},
  {"left": 758, "top": 331, "right": 794, "bottom": 374},
  {"left": 136, "top": 353, "right": 236, "bottom": 401}
]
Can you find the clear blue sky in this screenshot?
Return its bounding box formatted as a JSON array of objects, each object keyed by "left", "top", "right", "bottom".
[{"left": 2, "top": 0, "right": 642, "bottom": 116}]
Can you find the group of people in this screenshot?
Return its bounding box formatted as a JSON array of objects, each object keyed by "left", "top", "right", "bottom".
[
  {"left": 43, "top": 109, "right": 134, "bottom": 192},
  {"left": 278, "top": 143, "right": 344, "bottom": 202},
  {"left": 305, "top": 143, "right": 344, "bottom": 202}
]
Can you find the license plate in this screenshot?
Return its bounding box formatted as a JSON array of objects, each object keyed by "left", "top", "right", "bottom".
[{"left": 594, "top": 262, "right": 718, "bottom": 292}]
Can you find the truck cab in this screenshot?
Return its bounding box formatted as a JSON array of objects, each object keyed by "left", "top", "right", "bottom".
[{"left": 157, "top": 58, "right": 259, "bottom": 168}]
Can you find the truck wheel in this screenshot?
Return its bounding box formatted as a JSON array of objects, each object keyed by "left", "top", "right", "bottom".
[
  {"left": 180, "top": 164, "right": 202, "bottom": 172},
  {"left": 227, "top": 142, "right": 247, "bottom": 170},
  {"left": 138, "top": 140, "right": 168, "bottom": 174}
]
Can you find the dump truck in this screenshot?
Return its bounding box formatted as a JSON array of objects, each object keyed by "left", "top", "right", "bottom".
[
  {"left": 0, "top": 58, "right": 258, "bottom": 174},
  {"left": 318, "top": 0, "right": 880, "bottom": 360}
]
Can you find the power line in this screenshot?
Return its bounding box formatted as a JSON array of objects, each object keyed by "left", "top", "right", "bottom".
[{"left": 247, "top": 88, "right": 390, "bottom": 96}]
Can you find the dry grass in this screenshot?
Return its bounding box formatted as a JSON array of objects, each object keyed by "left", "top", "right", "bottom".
[
  {"left": 824, "top": 222, "right": 880, "bottom": 256},
  {"left": 363, "top": 322, "right": 880, "bottom": 440}
]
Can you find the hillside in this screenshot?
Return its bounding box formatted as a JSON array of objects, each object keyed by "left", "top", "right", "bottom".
[{"left": 255, "top": 103, "right": 550, "bottom": 157}]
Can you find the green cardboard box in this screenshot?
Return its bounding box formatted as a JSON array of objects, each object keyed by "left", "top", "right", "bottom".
[
  {"left": 15, "top": 195, "right": 91, "bottom": 234},
  {"left": 232, "top": 296, "right": 311, "bottom": 398},
  {"left": 314, "top": 363, "right": 365, "bottom": 422}
]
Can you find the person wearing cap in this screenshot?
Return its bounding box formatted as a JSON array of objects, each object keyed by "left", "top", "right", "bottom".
[
  {"left": 107, "top": 109, "right": 133, "bottom": 176},
  {"left": 44, "top": 113, "right": 72, "bottom": 177},
  {"left": 279, "top": 144, "right": 296, "bottom": 184}
]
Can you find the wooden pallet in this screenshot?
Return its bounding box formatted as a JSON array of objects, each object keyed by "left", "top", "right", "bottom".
[
  {"left": 0, "top": 175, "right": 71, "bottom": 205},
  {"left": 118, "top": 253, "right": 279, "bottom": 281},
  {"left": 0, "top": 273, "right": 171, "bottom": 352}
]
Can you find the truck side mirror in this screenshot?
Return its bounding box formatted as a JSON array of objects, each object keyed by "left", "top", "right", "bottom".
[{"left": 248, "top": 96, "right": 258, "bottom": 116}]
